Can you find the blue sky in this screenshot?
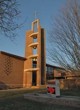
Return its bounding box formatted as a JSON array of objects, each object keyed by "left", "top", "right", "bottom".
[{"left": 0, "top": 0, "right": 66, "bottom": 64}]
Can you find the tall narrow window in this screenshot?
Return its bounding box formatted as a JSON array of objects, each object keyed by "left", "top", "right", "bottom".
[
  {"left": 32, "top": 60, "right": 37, "bottom": 68},
  {"left": 33, "top": 22, "right": 38, "bottom": 32},
  {"left": 33, "top": 47, "right": 37, "bottom": 55},
  {"left": 33, "top": 37, "right": 37, "bottom": 43}
]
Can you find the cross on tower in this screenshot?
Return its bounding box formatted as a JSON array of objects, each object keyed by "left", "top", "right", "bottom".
[
  {"left": 34, "top": 11, "right": 37, "bottom": 19},
  {"left": 34, "top": 11, "right": 39, "bottom": 20}
]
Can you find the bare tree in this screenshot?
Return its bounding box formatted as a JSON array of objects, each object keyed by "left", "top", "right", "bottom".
[
  {"left": 48, "top": 0, "right": 80, "bottom": 71},
  {"left": 0, "top": 0, "right": 20, "bottom": 40}
]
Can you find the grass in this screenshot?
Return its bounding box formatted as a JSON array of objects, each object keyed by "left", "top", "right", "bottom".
[
  {"left": 0, "top": 96, "right": 79, "bottom": 110},
  {"left": 0, "top": 88, "right": 80, "bottom": 110},
  {"left": 0, "top": 88, "right": 44, "bottom": 99}
]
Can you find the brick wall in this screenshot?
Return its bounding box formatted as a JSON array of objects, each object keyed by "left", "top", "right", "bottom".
[
  {"left": 0, "top": 53, "right": 24, "bottom": 89},
  {"left": 60, "top": 79, "right": 80, "bottom": 89}
]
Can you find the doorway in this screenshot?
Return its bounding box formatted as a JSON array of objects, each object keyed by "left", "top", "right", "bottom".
[{"left": 32, "top": 72, "right": 37, "bottom": 86}]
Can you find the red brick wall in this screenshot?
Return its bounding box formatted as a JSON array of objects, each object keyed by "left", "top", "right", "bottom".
[
  {"left": 60, "top": 79, "right": 80, "bottom": 89},
  {"left": 0, "top": 53, "right": 24, "bottom": 89}
]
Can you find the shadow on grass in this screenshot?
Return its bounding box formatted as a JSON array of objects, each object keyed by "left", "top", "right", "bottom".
[
  {"left": 0, "top": 88, "right": 80, "bottom": 110},
  {"left": 0, "top": 95, "right": 80, "bottom": 110}
]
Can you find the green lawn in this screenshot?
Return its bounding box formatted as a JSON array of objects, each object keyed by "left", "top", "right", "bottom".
[{"left": 0, "top": 88, "right": 80, "bottom": 110}]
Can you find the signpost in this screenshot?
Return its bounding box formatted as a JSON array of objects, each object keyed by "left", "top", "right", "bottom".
[{"left": 47, "top": 79, "right": 60, "bottom": 97}]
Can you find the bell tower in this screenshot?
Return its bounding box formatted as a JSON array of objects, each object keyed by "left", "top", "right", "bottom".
[{"left": 24, "top": 19, "right": 46, "bottom": 88}]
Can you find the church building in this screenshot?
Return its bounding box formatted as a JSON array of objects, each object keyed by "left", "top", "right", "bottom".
[{"left": 0, "top": 19, "right": 46, "bottom": 89}]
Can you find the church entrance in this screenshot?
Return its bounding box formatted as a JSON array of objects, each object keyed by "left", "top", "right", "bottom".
[{"left": 32, "top": 72, "right": 37, "bottom": 86}]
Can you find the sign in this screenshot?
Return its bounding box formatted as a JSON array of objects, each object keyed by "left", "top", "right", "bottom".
[
  {"left": 47, "top": 79, "right": 60, "bottom": 97},
  {"left": 47, "top": 87, "right": 55, "bottom": 94}
]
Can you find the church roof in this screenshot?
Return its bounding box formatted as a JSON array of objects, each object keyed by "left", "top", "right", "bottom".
[{"left": 0, "top": 51, "right": 26, "bottom": 60}]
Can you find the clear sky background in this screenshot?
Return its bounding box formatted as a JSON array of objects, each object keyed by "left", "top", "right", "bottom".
[{"left": 0, "top": 0, "right": 66, "bottom": 65}]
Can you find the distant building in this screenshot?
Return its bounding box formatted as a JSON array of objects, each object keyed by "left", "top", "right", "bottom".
[{"left": 46, "top": 64, "right": 66, "bottom": 80}]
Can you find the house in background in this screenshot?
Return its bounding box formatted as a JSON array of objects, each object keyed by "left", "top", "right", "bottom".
[
  {"left": 46, "top": 64, "right": 80, "bottom": 89},
  {"left": 46, "top": 64, "right": 66, "bottom": 80}
]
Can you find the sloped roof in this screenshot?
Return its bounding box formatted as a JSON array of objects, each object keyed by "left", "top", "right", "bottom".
[
  {"left": 46, "top": 63, "right": 65, "bottom": 70},
  {"left": 0, "top": 51, "right": 26, "bottom": 60}
]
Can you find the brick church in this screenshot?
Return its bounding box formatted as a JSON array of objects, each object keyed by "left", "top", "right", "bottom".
[
  {"left": 0, "top": 19, "right": 46, "bottom": 89},
  {"left": 0, "top": 19, "right": 80, "bottom": 90}
]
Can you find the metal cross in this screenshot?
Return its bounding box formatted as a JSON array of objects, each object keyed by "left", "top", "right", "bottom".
[{"left": 34, "top": 11, "right": 39, "bottom": 19}]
